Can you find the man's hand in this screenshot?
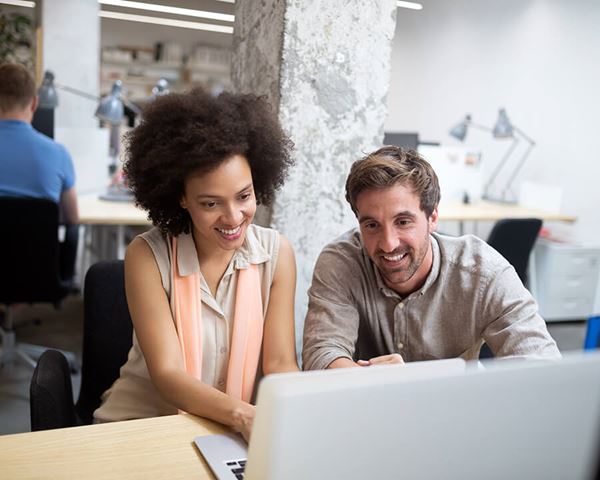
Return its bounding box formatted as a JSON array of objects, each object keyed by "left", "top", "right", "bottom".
[{"left": 357, "top": 353, "right": 404, "bottom": 366}]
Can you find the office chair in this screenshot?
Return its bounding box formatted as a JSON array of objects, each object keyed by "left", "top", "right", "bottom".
[
  {"left": 0, "top": 197, "right": 77, "bottom": 370},
  {"left": 480, "top": 218, "right": 543, "bottom": 359},
  {"left": 29, "top": 260, "right": 134, "bottom": 430},
  {"left": 486, "top": 218, "right": 543, "bottom": 285},
  {"left": 583, "top": 316, "right": 600, "bottom": 351},
  {"left": 75, "top": 260, "right": 133, "bottom": 424},
  {"left": 30, "top": 349, "right": 79, "bottom": 431}
]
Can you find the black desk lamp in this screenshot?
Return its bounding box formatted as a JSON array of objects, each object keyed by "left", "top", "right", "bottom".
[{"left": 38, "top": 71, "right": 138, "bottom": 200}]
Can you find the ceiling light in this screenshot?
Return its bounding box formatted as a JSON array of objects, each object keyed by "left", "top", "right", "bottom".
[
  {"left": 0, "top": 0, "right": 35, "bottom": 7},
  {"left": 98, "top": 0, "right": 233, "bottom": 23},
  {"left": 99, "top": 10, "right": 233, "bottom": 34},
  {"left": 396, "top": 1, "right": 423, "bottom": 10}
]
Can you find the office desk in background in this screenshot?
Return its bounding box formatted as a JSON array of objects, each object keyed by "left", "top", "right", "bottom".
[
  {"left": 0, "top": 414, "right": 221, "bottom": 479},
  {"left": 438, "top": 200, "right": 576, "bottom": 234},
  {"left": 78, "top": 194, "right": 152, "bottom": 261}
]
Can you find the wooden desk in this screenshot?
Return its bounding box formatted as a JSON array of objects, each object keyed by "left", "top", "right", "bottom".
[
  {"left": 0, "top": 414, "right": 223, "bottom": 479},
  {"left": 438, "top": 200, "right": 576, "bottom": 223},
  {"left": 78, "top": 194, "right": 150, "bottom": 227},
  {"left": 78, "top": 194, "right": 151, "bottom": 260}
]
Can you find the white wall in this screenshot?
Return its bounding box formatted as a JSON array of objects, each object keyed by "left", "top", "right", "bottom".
[
  {"left": 41, "top": 0, "right": 100, "bottom": 129},
  {"left": 386, "top": 0, "right": 600, "bottom": 246}
]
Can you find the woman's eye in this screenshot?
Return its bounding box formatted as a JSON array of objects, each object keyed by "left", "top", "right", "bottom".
[
  {"left": 203, "top": 201, "right": 217, "bottom": 208},
  {"left": 240, "top": 193, "right": 251, "bottom": 200}
]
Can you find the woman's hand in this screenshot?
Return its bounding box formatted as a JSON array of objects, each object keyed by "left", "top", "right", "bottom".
[
  {"left": 231, "top": 402, "right": 256, "bottom": 442},
  {"left": 357, "top": 353, "right": 404, "bottom": 366}
]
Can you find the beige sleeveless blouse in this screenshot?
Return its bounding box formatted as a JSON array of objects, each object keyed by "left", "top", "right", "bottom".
[{"left": 94, "top": 224, "right": 280, "bottom": 422}]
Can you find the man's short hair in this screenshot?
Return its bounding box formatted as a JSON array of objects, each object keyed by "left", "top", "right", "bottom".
[
  {"left": 345, "top": 145, "right": 441, "bottom": 217},
  {"left": 0, "top": 63, "right": 36, "bottom": 113}
]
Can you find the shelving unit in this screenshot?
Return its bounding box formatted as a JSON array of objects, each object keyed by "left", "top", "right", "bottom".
[{"left": 100, "top": 44, "right": 231, "bottom": 102}]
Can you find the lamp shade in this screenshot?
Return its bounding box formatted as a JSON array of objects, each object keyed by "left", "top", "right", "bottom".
[
  {"left": 492, "top": 108, "right": 514, "bottom": 138},
  {"left": 449, "top": 114, "right": 471, "bottom": 141},
  {"left": 95, "top": 80, "right": 124, "bottom": 125},
  {"left": 151, "top": 78, "right": 170, "bottom": 97},
  {"left": 38, "top": 71, "right": 58, "bottom": 109}
]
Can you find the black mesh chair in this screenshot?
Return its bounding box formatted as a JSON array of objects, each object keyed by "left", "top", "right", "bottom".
[
  {"left": 29, "top": 260, "right": 133, "bottom": 430},
  {"left": 486, "top": 218, "right": 543, "bottom": 286},
  {"left": 480, "top": 218, "right": 543, "bottom": 359},
  {"left": 76, "top": 260, "right": 133, "bottom": 423},
  {"left": 0, "top": 197, "right": 76, "bottom": 370},
  {"left": 30, "top": 349, "right": 78, "bottom": 431}
]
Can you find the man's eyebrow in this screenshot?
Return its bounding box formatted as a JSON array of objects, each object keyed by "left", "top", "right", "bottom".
[
  {"left": 358, "top": 210, "right": 417, "bottom": 223},
  {"left": 358, "top": 214, "right": 376, "bottom": 223},
  {"left": 394, "top": 211, "right": 417, "bottom": 219}
]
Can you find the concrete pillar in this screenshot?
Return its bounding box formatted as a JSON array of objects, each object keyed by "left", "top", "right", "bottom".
[
  {"left": 233, "top": 0, "right": 397, "bottom": 353},
  {"left": 39, "top": 0, "right": 99, "bottom": 129}
]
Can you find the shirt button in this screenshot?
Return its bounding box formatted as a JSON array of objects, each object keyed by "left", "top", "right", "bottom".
[
  {"left": 397, "top": 342, "right": 404, "bottom": 349},
  {"left": 398, "top": 303, "right": 405, "bottom": 309},
  {"left": 220, "top": 347, "right": 227, "bottom": 354}
]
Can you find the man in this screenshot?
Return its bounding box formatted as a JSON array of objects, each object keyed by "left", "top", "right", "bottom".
[
  {"left": 0, "top": 62, "right": 79, "bottom": 281},
  {"left": 303, "top": 146, "right": 559, "bottom": 370}
]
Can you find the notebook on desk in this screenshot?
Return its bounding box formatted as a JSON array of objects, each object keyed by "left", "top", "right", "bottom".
[{"left": 195, "top": 354, "right": 600, "bottom": 480}]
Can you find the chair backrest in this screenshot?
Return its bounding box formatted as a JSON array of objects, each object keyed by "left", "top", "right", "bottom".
[
  {"left": 30, "top": 349, "right": 78, "bottom": 431},
  {"left": 75, "top": 260, "right": 133, "bottom": 424},
  {"left": 0, "top": 196, "right": 70, "bottom": 304},
  {"left": 486, "top": 218, "right": 543, "bottom": 285}
]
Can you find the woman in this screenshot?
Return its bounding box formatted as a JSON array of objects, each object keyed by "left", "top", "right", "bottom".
[{"left": 94, "top": 89, "right": 299, "bottom": 441}]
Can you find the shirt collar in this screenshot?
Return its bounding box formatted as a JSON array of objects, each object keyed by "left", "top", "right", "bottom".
[
  {"left": 175, "top": 225, "right": 271, "bottom": 277},
  {"left": 0, "top": 119, "right": 31, "bottom": 129},
  {"left": 370, "top": 234, "right": 441, "bottom": 299}
]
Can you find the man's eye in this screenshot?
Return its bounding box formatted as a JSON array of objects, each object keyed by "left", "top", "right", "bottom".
[
  {"left": 203, "top": 201, "right": 217, "bottom": 208},
  {"left": 240, "top": 193, "right": 251, "bottom": 200},
  {"left": 364, "top": 223, "right": 378, "bottom": 230}
]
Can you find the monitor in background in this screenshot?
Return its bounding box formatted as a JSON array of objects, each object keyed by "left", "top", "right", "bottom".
[
  {"left": 383, "top": 131, "right": 419, "bottom": 150},
  {"left": 31, "top": 107, "right": 54, "bottom": 139}
]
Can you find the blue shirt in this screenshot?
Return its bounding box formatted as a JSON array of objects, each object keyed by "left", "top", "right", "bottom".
[{"left": 0, "top": 120, "right": 75, "bottom": 203}]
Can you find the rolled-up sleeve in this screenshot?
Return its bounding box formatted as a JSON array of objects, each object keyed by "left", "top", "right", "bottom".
[{"left": 302, "top": 247, "right": 361, "bottom": 370}]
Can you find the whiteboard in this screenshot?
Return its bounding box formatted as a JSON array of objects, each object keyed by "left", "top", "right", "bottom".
[{"left": 418, "top": 145, "right": 483, "bottom": 203}]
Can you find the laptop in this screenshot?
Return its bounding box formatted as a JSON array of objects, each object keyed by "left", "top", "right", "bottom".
[
  {"left": 195, "top": 358, "right": 465, "bottom": 479},
  {"left": 195, "top": 353, "right": 600, "bottom": 479}
]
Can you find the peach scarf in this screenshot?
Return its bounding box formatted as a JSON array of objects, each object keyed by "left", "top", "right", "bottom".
[{"left": 170, "top": 237, "right": 263, "bottom": 403}]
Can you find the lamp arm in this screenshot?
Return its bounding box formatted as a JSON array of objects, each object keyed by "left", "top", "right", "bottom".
[
  {"left": 501, "top": 128, "right": 536, "bottom": 199},
  {"left": 56, "top": 83, "right": 142, "bottom": 116},
  {"left": 468, "top": 121, "right": 493, "bottom": 133},
  {"left": 55, "top": 83, "right": 99, "bottom": 102},
  {"left": 123, "top": 99, "right": 142, "bottom": 116},
  {"left": 483, "top": 136, "right": 519, "bottom": 198},
  {"left": 513, "top": 126, "right": 536, "bottom": 146}
]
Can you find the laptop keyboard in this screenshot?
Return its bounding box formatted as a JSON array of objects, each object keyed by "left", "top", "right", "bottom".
[{"left": 225, "top": 459, "right": 246, "bottom": 479}]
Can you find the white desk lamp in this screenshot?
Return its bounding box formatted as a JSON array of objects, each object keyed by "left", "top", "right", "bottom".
[{"left": 449, "top": 108, "right": 535, "bottom": 203}]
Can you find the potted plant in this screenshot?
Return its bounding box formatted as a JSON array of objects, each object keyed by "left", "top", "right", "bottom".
[{"left": 0, "top": 10, "right": 33, "bottom": 68}]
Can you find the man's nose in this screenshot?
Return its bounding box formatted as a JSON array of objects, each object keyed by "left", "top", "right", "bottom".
[{"left": 379, "top": 225, "right": 399, "bottom": 253}]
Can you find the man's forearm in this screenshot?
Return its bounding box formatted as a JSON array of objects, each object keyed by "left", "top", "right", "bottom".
[{"left": 327, "top": 357, "right": 360, "bottom": 369}]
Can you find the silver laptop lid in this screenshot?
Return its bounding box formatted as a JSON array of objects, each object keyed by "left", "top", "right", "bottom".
[{"left": 245, "top": 354, "right": 600, "bottom": 480}]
